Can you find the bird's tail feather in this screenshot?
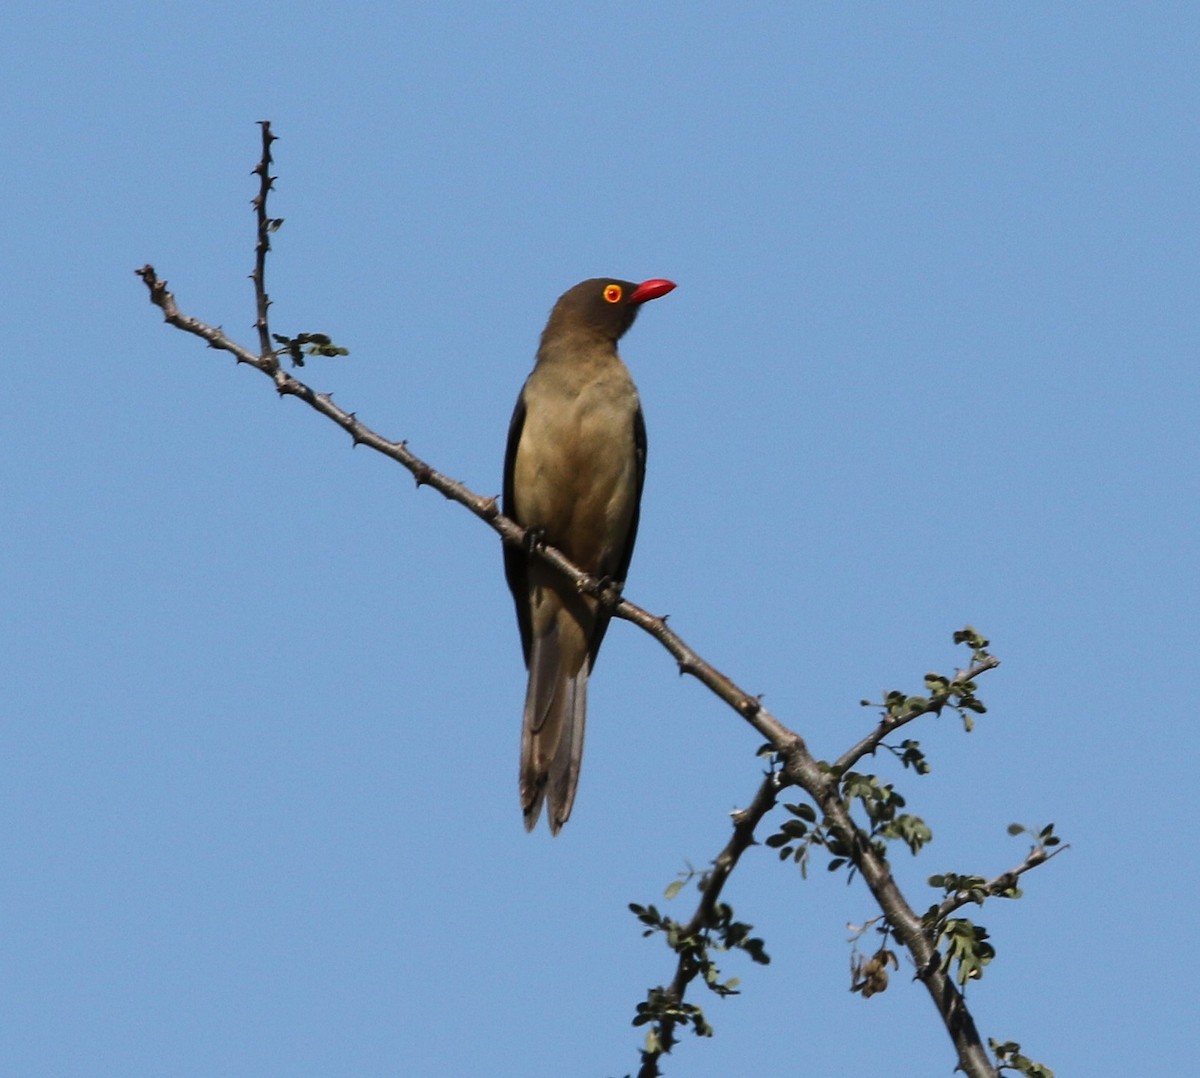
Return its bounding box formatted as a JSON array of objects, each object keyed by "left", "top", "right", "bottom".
[
  {"left": 520, "top": 612, "right": 589, "bottom": 834},
  {"left": 546, "top": 670, "right": 586, "bottom": 834}
]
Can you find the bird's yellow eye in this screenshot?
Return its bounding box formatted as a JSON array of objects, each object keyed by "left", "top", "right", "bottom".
[{"left": 603, "top": 284, "right": 623, "bottom": 304}]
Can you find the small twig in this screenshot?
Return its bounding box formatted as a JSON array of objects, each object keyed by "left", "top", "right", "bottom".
[
  {"left": 934, "top": 844, "right": 1069, "bottom": 924},
  {"left": 833, "top": 654, "right": 1001, "bottom": 774},
  {"left": 250, "top": 120, "right": 278, "bottom": 364}
]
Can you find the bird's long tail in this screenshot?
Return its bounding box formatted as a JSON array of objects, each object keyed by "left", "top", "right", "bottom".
[{"left": 520, "top": 611, "right": 589, "bottom": 834}]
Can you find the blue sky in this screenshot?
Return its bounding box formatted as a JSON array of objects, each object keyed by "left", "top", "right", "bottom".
[{"left": 4, "top": 4, "right": 1197, "bottom": 1075}]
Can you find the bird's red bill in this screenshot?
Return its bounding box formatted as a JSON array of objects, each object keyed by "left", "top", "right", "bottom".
[{"left": 629, "top": 278, "right": 677, "bottom": 305}]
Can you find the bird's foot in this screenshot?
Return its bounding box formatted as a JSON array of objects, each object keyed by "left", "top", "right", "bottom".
[{"left": 592, "top": 574, "right": 625, "bottom": 604}]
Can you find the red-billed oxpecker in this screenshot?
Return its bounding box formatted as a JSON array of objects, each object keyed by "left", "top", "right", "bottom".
[{"left": 503, "top": 277, "right": 676, "bottom": 833}]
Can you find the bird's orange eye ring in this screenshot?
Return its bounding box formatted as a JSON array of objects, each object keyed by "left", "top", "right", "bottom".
[{"left": 603, "top": 284, "right": 623, "bottom": 304}]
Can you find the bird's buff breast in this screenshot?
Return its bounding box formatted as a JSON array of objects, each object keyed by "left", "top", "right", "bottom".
[{"left": 513, "top": 375, "right": 640, "bottom": 574}]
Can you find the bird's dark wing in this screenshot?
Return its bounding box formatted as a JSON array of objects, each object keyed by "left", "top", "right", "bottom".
[
  {"left": 587, "top": 401, "right": 647, "bottom": 667},
  {"left": 615, "top": 402, "right": 647, "bottom": 586},
  {"left": 502, "top": 386, "right": 533, "bottom": 666}
]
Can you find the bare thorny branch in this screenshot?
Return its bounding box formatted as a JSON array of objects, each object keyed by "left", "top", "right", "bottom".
[{"left": 137, "top": 123, "right": 1057, "bottom": 1078}]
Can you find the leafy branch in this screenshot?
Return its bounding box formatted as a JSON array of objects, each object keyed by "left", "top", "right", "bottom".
[
  {"left": 138, "top": 123, "right": 1060, "bottom": 1078},
  {"left": 929, "top": 823, "right": 1066, "bottom": 925},
  {"left": 629, "top": 773, "right": 777, "bottom": 1076}
]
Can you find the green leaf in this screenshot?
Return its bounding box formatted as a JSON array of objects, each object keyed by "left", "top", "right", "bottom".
[
  {"left": 925, "top": 673, "right": 950, "bottom": 693},
  {"left": 953, "top": 625, "right": 990, "bottom": 649},
  {"left": 882, "top": 814, "right": 933, "bottom": 855},
  {"left": 784, "top": 801, "right": 817, "bottom": 822},
  {"left": 989, "top": 1037, "right": 1055, "bottom": 1078}
]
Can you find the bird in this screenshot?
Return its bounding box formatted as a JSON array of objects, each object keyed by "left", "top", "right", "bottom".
[{"left": 503, "top": 277, "right": 676, "bottom": 834}]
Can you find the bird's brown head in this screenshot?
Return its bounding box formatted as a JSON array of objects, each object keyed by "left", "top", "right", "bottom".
[{"left": 540, "top": 277, "right": 676, "bottom": 348}]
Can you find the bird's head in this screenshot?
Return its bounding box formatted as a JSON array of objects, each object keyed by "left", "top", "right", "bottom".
[{"left": 541, "top": 277, "right": 676, "bottom": 347}]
